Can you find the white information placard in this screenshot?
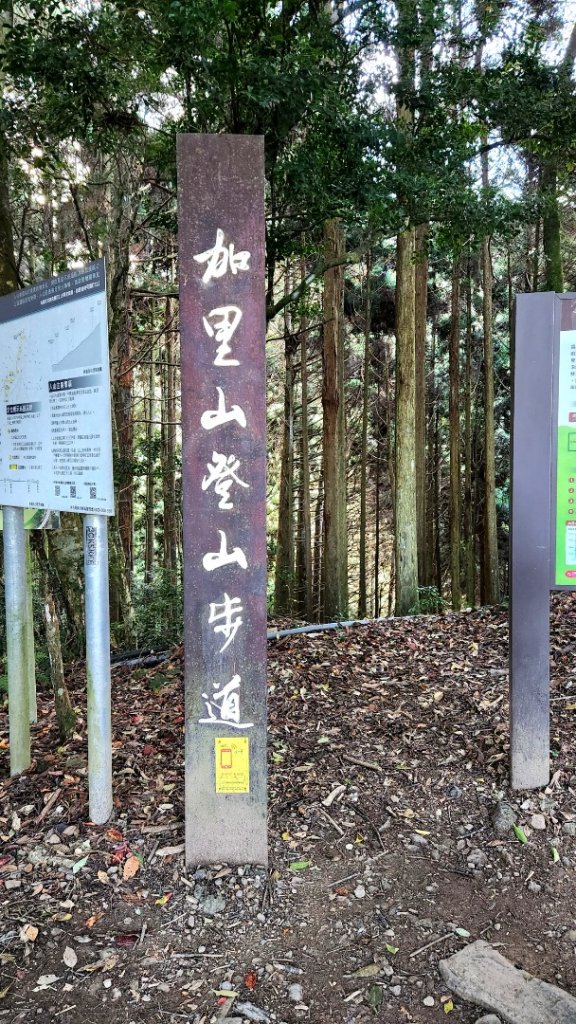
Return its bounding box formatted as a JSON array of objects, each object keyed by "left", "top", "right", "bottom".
[{"left": 0, "top": 260, "right": 114, "bottom": 516}]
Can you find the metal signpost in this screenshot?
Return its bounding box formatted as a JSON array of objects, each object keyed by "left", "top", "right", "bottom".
[
  {"left": 0, "top": 510, "right": 61, "bottom": 728},
  {"left": 510, "top": 292, "right": 576, "bottom": 789},
  {"left": 0, "top": 261, "right": 115, "bottom": 823},
  {"left": 178, "top": 135, "right": 268, "bottom": 865}
]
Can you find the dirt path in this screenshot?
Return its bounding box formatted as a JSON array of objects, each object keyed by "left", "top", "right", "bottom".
[{"left": 2, "top": 602, "right": 576, "bottom": 1023}]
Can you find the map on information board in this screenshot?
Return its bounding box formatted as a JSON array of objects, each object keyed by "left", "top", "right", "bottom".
[{"left": 0, "top": 260, "right": 114, "bottom": 516}]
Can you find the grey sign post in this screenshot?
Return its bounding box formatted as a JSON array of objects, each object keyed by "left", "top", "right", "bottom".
[
  {"left": 511, "top": 292, "right": 576, "bottom": 789},
  {"left": 4, "top": 505, "right": 31, "bottom": 775},
  {"left": 84, "top": 514, "right": 113, "bottom": 823},
  {"left": 178, "top": 134, "right": 268, "bottom": 865}
]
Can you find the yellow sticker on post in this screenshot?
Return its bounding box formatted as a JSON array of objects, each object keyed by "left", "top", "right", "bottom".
[{"left": 215, "top": 737, "right": 250, "bottom": 794}]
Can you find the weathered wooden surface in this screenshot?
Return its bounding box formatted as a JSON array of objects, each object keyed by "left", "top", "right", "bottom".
[
  {"left": 440, "top": 940, "right": 576, "bottom": 1024},
  {"left": 178, "top": 134, "right": 267, "bottom": 866}
]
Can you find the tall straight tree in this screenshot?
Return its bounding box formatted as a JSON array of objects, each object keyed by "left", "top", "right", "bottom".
[
  {"left": 481, "top": 151, "right": 500, "bottom": 605},
  {"left": 295, "top": 257, "right": 313, "bottom": 621},
  {"left": 394, "top": 0, "right": 418, "bottom": 616},
  {"left": 358, "top": 252, "right": 372, "bottom": 618},
  {"left": 395, "top": 224, "right": 418, "bottom": 616},
  {"left": 448, "top": 252, "right": 461, "bottom": 611},
  {"left": 414, "top": 224, "right": 429, "bottom": 587},
  {"left": 274, "top": 273, "right": 297, "bottom": 615},
  {"left": 463, "top": 259, "right": 476, "bottom": 607},
  {"left": 160, "top": 296, "right": 178, "bottom": 576},
  {"left": 0, "top": 2, "right": 17, "bottom": 294},
  {"left": 540, "top": 22, "right": 576, "bottom": 291},
  {"left": 322, "top": 218, "right": 348, "bottom": 619}
]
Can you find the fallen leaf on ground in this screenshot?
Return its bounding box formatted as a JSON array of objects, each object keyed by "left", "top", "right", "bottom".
[
  {"left": 113, "top": 933, "right": 139, "bottom": 947},
  {"left": 123, "top": 854, "right": 140, "bottom": 879},
  {"left": 289, "top": 860, "right": 311, "bottom": 872},
  {"left": 63, "top": 947, "right": 77, "bottom": 969}
]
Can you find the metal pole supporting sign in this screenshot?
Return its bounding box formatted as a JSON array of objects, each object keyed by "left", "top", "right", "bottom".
[
  {"left": 3, "top": 505, "right": 31, "bottom": 775},
  {"left": 84, "top": 514, "right": 113, "bottom": 823}
]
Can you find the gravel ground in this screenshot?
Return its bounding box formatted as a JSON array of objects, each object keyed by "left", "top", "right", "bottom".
[{"left": 2, "top": 601, "right": 576, "bottom": 1023}]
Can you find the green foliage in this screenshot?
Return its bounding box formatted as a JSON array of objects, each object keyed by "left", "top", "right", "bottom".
[
  {"left": 131, "top": 569, "right": 183, "bottom": 650},
  {"left": 4, "top": 3, "right": 146, "bottom": 153},
  {"left": 412, "top": 587, "right": 448, "bottom": 615},
  {"left": 148, "top": 673, "right": 170, "bottom": 693}
]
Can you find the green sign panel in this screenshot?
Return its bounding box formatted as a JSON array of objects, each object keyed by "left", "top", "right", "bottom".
[{"left": 555, "top": 328, "right": 576, "bottom": 584}]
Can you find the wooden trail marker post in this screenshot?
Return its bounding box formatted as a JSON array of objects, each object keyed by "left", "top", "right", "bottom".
[
  {"left": 178, "top": 135, "right": 268, "bottom": 865},
  {"left": 510, "top": 292, "right": 576, "bottom": 789}
]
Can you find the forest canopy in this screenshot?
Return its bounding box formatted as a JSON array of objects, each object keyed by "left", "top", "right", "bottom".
[{"left": 0, "top": 0, "right": 575, "bottom": 663}]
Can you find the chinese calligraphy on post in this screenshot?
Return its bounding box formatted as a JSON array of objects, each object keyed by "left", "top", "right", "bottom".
[
  {"left": 193, "top": 229, "right": 254, "bottom": 731},
  {"left": 178, "top": 133, "right": 267, "bottom": 865}
]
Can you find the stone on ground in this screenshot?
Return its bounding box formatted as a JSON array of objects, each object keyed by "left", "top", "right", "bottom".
[{"left": 439, "top": 940, "right": 576, "bottom": 1024}]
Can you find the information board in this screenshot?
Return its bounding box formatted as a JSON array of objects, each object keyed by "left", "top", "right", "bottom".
[
  {"left": 554, "top": 328, "right": 576, "bottom": 584},
  {"left": 0, "top": 261, "right": 114, "bottom": 516}
]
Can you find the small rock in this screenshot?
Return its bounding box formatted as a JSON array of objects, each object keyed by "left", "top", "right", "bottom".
[
  {"left": 234, "top": 1002, "right": 270, "bottom": 1022},
  {"left": 530, "top": 814, "right": 546, "bottom": 831},
  {"left": 467, "top": 849, "right": 487, "bottom": 869},
  {"left": 199, "top": 895, "right": 226, "bottom": 916},
  {"left": 492, "top": 801, "right": 517, "bottom": 835},
  {"left": 354, "top": 885, "right": 366, "bottom": 899},
  {"left": 540, "top": 796, "right": 556, "bottom": 811},
  {"left": 288, "top": 983, "right": 303, "bottom": 1002},
  {"left": 527, "top": 880, "right": 541, "bottom": 893},
  {"left": 564, "top": 929, "right": 576, "bottom": 943},
  {"left": 28, "top": 849, "right": 48, "bottom": 866},
  {"left": 423, "top": 995, "right": 435, "bottom": 1006},
  {"left": 390, "top": 985, "right": 402, "bottom": 996},
  {"left": 563, "top": 822, "right": 576, "bottom": 836},
  {"left": 447, "top": 784, "right": 463, "bottom": 799},
  {"left": 474, "top": 1017, "right": 502, "bottom": 1024}
]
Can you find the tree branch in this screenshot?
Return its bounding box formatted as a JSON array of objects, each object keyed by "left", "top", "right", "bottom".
[{"left": 266, "top": 241, "right": 378, "bottom": 321}]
